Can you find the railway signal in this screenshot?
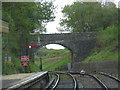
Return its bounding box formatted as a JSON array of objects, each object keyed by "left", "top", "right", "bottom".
[{"left": 26, "top": 45, "right": 40, "bottom": 48}]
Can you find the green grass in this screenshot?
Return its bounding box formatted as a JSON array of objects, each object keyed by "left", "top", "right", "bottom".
[
  {"left": 34, "top": 48, "right": 72, "bottom": 71},
  {"left": 84, "top": 25, "right": 118, "bottom": 62},
  {"left": 34, "top": 55, "right": 72, "bottom": 71},
  {"left": 37, "top": 48, "right": 70, "bottom": 59},
  {"left": 43, "top": 55, "right": 71, "bottom": 71}
]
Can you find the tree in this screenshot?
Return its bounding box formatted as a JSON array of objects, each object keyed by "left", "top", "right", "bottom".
[
  {"left": 2, "top": 1, "right": 56, "bottom": 74},
  {"left": 2, "top": 2, "right": 55, "bottom": 57},
  {"left": 101, "top": 2, "right": 118, "bottom": 29},
  {"left": 60, "top": 1, "right": 118, "bottom": 32}
]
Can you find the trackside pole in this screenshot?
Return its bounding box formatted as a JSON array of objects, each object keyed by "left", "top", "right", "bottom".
[
  {"left": 40, "top": 57, "right": 42, "bottom": 71},
  {"left": 25, "top": 38, "right": 28, "bottom": 73}
]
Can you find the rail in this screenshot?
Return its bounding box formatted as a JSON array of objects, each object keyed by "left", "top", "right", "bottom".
[
  {"left": 86, "top": 74, "right": 109, "bottom": 90},
  {"left": 98, "top": 72, "right": 120, "bottom": 82},
  {"left": 67, "top": 73, "right": 77, "bottom": 90},
  {"left": 47, "top": 71, "right": 77, "bottom": 90},
  {"left": 51, "top": 73, "right": 60, "bottom": 90},
  {"left": 45, "top": 72, "right": 60, "bottom": 90}
]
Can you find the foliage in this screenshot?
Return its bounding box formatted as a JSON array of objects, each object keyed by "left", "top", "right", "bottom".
[
  {"left": 2, "top": 2, "right": 55, "bottom": 56},
  {"left": 3, "top": 47, "right": 72, "bottom": 74},
  {"left": 84, "top": 25, "right": 118, "bottom": 62},
  {"left": 3, "top": 63, "right": 16, "bottom": 75},
  {"left": 34, "top": 48, "right": 72, "bottom": 71},
  {"left": 36, "top": 48, "right": 70, "bottom": 59},
  {"left": 99, "top": 26, "right": 118, "bottom": 45},
  {"left": 2, "top": 2, "right": 55, "bottom": 74},
  {"left": 28, "top": 61, "right": 40, "bottom": 72},
  {"left": 60, "top": 1, "right": 118, "bottom": 32}
]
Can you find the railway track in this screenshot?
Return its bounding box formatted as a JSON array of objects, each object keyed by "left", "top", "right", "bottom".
[
  {"left": 93, "top": 72, "right": 120, "bottom": 89},
  {"left": 70, "top": 71, "right": 120, "bottom": 89},
  {"left": 4, "top": 71, "right": 119, "bottom": 90},
  {"left": 45, "top": 72, "right": 60, "bottom": 90},
  {"left": 98, "top": 72, "right": 120, "bottom": 82},
  {"left": 45, "top": 72, "right": 78, "bottom": 90},
  {"left": 67, "top": 73, "right": 77, "bottom": 90},
  {"left": 86, "top": 74, "right": 109, "bottom": 90}
]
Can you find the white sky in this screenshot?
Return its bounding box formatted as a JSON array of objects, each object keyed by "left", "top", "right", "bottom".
[
  {"left": 46, "top": 0, "right": 76, "bottom": 34},
  {"left": 45, "top": 0, "right": 119, "bottom": 49},
  {"left": 46, "top": 0, "right": 76, "bottom": 49}
]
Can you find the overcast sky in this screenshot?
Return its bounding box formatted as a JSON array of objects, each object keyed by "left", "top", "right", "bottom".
[
  {"left": 46, "top": 0, "right": 76, "bottom": 34},
  {"left": 44, "top": 0, "right": 119, "bottom": 49},
  {"left": 45, "top": 0, "right": 76, "bottom": 49}
]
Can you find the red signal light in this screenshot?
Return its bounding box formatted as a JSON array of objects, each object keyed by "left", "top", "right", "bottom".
[{"left": 26, "top": 45, "right": 39, "bottom": 48}]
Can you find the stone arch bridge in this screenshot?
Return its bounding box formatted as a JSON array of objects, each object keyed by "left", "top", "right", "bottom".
[{"left": 29, "top": 32, "right": 97, "bottom": 62}]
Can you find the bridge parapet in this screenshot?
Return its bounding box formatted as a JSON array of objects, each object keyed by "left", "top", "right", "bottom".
[
  {"left": 38, "top": 32, "right": 97, "bottom": 62},
  {"left": 39, "top": 32, "right": 97, "bottom": 41}
]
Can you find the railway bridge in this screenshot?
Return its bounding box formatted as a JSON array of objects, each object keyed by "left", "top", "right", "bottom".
[{"left": 31, "top": 32, "right": 97, "bottom": 61}]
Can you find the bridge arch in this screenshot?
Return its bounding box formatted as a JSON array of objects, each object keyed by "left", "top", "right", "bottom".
[{"left": 31, "top": 32, "right": 97, "bottom": 62}]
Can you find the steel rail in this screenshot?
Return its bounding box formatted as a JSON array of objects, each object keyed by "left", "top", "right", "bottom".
[
  {"left": 44, "top": 74, "right": 56, "bottom": 89},
  {"left": 86, "top": 74, "right": 109, "bottom": 90},
  {"left": 67, "top": 73, "right": 77, "bottom": 90},
  {"left": 51, "top": 73, "right": 60, "bottom": 90},
  {"left": 45, "top": 72, "right": 60, "bottom": 90},
  {"left": 48, "top": 71, "right": 77, "bottom": 90},
  {"left": 98, "top": 72, "right": 120, "bottom": 83}
]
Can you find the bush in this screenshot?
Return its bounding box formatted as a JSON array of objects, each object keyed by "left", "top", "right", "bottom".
[{"left": 84, "top": 25, "right": 118, "bottom": 62}]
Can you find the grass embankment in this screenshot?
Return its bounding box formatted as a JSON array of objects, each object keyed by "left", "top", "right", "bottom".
[
  {"left": 34, "top": 49, "right": 72, "bottom": 71},
  {"left": 84, "top": 25, "right": 118, "bottom": 62},
  {"left": 42, "top": 55, "right": 71, "bottom": 71}
]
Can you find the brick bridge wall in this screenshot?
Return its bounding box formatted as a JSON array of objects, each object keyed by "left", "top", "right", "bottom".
[{"left": 38, "top": 32, "right": 97, "bottom": 62}]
